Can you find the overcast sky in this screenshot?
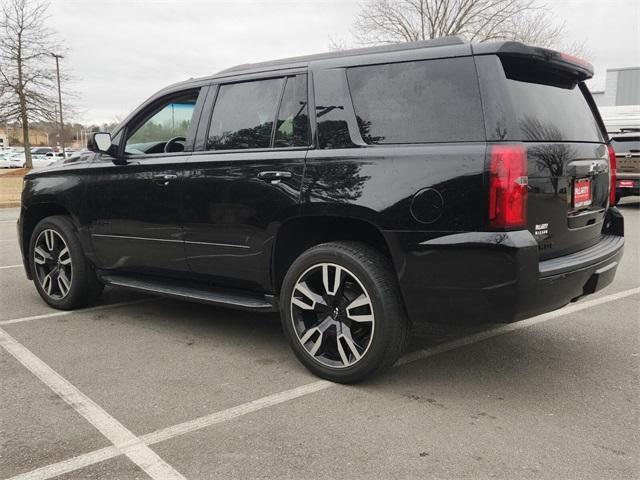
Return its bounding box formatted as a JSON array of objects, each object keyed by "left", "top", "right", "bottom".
[{"left": 47, "top": 0, "right": 640, "bottom": 125}]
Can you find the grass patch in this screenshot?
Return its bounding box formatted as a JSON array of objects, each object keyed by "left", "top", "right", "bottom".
[
  {"left": 0, "top": 167, "right": 28, "bottom": 177},
  {"left": 0, "top": 174, "right": 24, "bottom": 205}
]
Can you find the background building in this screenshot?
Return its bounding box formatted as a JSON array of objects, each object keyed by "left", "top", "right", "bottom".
[
  {"left": 0, "top": 125, "right": 50, "bottom": 148},
  {"left": 591, "top": 67, "right": 640, "bottom": 133}
]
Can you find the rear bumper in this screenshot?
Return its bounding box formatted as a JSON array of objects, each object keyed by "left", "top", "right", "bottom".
[
  {"left": 616, "top": 177, "right": 640, "bottom": 198},
  {"left": 389, "top": 208, "right": 625, "bottom": 324}
]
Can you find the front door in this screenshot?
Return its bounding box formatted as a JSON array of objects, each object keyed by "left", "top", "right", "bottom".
[
  {"left": 88, "top": 87, "right": 206, "bottom": 277},
  {"left": 183, "top": 74, "right": 309, "bottom": 291}
]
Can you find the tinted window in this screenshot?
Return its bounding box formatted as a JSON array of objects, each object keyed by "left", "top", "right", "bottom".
[
  {"left": 314, "top": 69, "right": 354, "bottom": 149},
  {"left": 347, "top": 57, "right": 485, "bottom": 144},
  {"left": 126, "top": 91, "right": 199, "bottom": 154},
  {"left": 208, "top": 78, "right": 282, "bottom": 150},
  {"left": 274, "top": 75, "right": 309, "bottom": 147},
  {"left": 503, "top": 61, "right": 604, "bottom": 142},
  {"left": 611, "top": 136, "right": 640, "bottom": 154}
]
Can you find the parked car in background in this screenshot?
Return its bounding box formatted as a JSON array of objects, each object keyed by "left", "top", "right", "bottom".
[
  {"left": 0, "top": 152, "right": 13, "bottom": 168},
  {"left": 18, "top": 38, "right": 624, "bottom": 382},
  {"left": 611, "top": 131, "right": 640, "bottom": 203},
  {"left": 6, "top": 153, "right": 55, "bottom": 169},
  {"left": 5, "top": 153, "right": 26, "bottom": 168},
  {"left": 32, "top": 147, "right": 54, "bottom": 155}
]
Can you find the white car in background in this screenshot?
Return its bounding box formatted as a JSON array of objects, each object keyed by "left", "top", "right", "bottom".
[
  {"left": 4, "top": 153, "right": 54, "bottom": 169},
  {"left": 0, "top": 153, "right": 13, "bottom": 168}
]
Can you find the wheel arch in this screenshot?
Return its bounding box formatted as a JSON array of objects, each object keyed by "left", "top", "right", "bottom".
[{"left": 271, "top": 215, "right": 399, "bottom": 293}]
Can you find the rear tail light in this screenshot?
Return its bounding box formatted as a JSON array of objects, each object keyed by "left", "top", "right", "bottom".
[
  {"left": 488, "top": 144, "right": 528, "bottom": 230},
  {"left": 607, "top": 144, "right": 617, "bottom": 205}
]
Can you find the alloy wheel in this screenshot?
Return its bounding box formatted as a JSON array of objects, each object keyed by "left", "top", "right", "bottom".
[
  {"left": 33, "top": 229, "right": 73, "bottom": 299},
  {"left": 290, "top": 263, "right": 375, "bottom": 368}
]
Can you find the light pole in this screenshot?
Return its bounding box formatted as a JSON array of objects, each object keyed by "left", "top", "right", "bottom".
[{"left": 51, "top": 53, "right": 65, "bottom": 157}]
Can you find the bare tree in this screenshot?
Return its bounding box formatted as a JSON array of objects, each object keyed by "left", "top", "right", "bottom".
[
  {"left": 347, "top": 0, "right": 585, "bottom": 56},
  {"left": 0, "top": 0, "right": 69, "bottom": 168}
]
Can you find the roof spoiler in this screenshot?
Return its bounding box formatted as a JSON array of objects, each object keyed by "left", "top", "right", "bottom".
[{"left": 472, "top": 41, "right": 594, "bottom": 81}]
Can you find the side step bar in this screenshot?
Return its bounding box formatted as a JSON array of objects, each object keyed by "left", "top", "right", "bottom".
[{"left": 99, "top": 274, "right": 278, "bottom": 312}]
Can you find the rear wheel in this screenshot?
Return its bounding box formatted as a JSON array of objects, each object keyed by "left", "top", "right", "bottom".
[
  {"left": 280, "top": 241, "right": 409, "bottom": 383},
  {"left": 29, "top": 216, "right": 103, "bottom": 310}
]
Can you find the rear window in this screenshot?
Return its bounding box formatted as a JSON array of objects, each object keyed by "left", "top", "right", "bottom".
[
  {"left": 502, "top": 60, "right": 604, "bottom": 143},
  {"left": 611, "top": 136, "right": 640, "bottom": 154},
  {"left": 346, "top": 57, "right": 485, "bottom": 144}
]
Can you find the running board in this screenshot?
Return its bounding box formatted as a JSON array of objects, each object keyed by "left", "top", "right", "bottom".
[{"left": 99, "top": 274, "right": 277, "bottom": 312}]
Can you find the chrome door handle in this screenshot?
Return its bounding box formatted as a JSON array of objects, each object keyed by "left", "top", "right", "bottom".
[
  {"left": 257, "top": 171, "right": 292, "bottom": 181},
  {"left": 152, "top": 173, "right": 178, "bottom": 186}
]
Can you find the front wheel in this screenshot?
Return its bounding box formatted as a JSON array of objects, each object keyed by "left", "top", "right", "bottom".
[
  {"left": 29, "top": 216, "right": 103, "bottom": 310},
  {"left": 280, "top": 241, "right": 409, "bottom": 383}
]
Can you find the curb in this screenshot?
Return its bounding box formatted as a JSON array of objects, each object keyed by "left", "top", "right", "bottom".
[{"left": 0, "top": 202, "right": 20, "bottom": 208}]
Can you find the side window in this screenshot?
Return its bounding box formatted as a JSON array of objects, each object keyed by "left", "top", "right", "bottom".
[
  {"left": 314, "top": 69, "right": 354, "bottom": 149},
  {"left": 207, "top": 78, "right": 282, "bottom": 150},
  {"left": 274, "top": 75, "right": 309, "bottom": 147},
  {"left": 126, "top": 90, "right": 199, "bottom": 155},
  {"left": 346, "top": 57, "right": 485, "bottom": 144}
]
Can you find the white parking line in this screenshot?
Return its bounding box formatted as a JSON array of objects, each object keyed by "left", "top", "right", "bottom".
[
  {"left": 4, "top": 381, "right": 333, "bottom": 480},
  {"left": 0, "top": 298, "right": 156, "bottom": 326},
  {"left": 0, "top": 327, "right": 186, "bottom": 480},
  {"left": 5, "top": 285, "right": 639, "bottom": 480},
  {"left": 6, "top": 446, "right": 120, "bottom": 480},
  {"left": 0, "top": 264, "right": 22, "bottom": 270},
  {"left": 141, "top": 380, "right": 332, "bottom": 445}
]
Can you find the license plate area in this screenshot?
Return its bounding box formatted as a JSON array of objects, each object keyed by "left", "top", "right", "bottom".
[{"left": 573, "top": 178, "right": 592, "bottom": 208}]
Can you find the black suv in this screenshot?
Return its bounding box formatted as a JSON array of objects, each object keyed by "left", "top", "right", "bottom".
[{"left": 18, "top": 37, "right": 624, "bottom": 383}]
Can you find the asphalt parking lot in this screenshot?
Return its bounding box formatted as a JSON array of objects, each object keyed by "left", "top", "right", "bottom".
[{"left": 1, "top": 201, "right": 639, "bottom": 480}]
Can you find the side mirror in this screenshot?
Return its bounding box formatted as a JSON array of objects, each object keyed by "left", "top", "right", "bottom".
[
  {"left": 87, "top": 132, "right": 112, "bottom": 153},
  {"left": 87, "top": 132, "right": 125, "bottom": 165}
]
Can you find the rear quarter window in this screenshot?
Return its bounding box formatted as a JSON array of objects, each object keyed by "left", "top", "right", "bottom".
[{"left": 346, "top": 57, "right": 485, "bottom": 144}]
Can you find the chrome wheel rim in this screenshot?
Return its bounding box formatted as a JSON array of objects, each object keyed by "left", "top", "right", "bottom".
[
  {"left": 33, "top": 229, "right": 72, "bottom": 299},
  {"left": 290, "top": 263, "right": 375, "bottom": 368}
]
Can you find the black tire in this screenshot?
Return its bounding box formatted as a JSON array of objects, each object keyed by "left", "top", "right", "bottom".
[
  {"left": 29, "top": 215, "right": 103, "bottom": 310},
  {"left": 280, "top": 241, "right": 409, "bottom": 383}
]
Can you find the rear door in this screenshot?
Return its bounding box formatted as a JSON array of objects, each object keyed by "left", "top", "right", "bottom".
[
  {"left": 183, "top": 73, "right": 310, "bottom": 291},
  {"left": 477, "top": 54, "right": 610, "bottom": 260}
]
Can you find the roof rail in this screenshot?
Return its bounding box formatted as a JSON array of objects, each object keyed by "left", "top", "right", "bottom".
[{"left": 218, "top": 36, "right": 467, "bottom": 75}]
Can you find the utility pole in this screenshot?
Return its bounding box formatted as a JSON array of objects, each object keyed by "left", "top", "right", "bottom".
[{"left": 51, "top": 53, "right": 65, "bottom": 157}]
